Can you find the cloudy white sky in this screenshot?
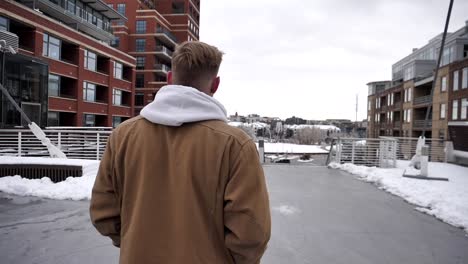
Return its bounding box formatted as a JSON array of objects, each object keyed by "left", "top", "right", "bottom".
[{"left": 200, "top": 0, "right": 468, "bottom": 121}]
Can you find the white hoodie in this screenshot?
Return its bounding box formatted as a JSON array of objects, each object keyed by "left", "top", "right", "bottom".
[{"left": 140, "top": 85, "right": 228, "bottom": 126}]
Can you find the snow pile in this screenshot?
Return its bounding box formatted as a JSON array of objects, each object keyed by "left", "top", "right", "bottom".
[
  {"left": 228, "top": 122, "right": 270, "bottom": 129},
  {"left": 258, "top": 142, "right": 328, "bottom": 154},
  {"left": 285, "top": 124, "right": 341, "bottom": 132},
  {"left": 330, "top": 161, "right": 468, "bottom": 231},
  {"left": 0, "top": 157, "right": 99, "bottom": 200}
]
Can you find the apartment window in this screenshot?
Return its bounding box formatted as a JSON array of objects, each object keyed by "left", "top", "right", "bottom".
[
  {"left": 136, "top": 74, "right": 145, "bottom": 87},
  {"left": 452, "top": 100, "right": 459, "bottom": 120},
  {"left": 408, "top": 109, "right": 411, "bottom": 122},
  {"left": 439, "top": 130, "right": 445, "bottom": 140},
  {"left": 136, "top": 39, "right": 146, "bottom": 52},
  {"left": 368, "top": 100, "right": 371, "bottom": 111},
  {"left": 83, "top": 82, "right": 96, "bottom": 102},
  {"left": 462, "top": 98, "right": 468, "bottom": 120},
  {"left": 404, "top": 110, "right": 407, "bottom": 122},
  {"left": 42, "top": 33, "right": 61, "bottom": 60},
  {"left": 440, "top": 103, "right": 446, "bottom": 119},
  {"left": 453, "top": 71, "right": 459, "bottom": 91},
  {"left": 391, "top": 93, "right": 394, "bottom": 105},
  {"left": 135, "top": 93, "right": 144, "bottom": 106},
  {"left": 136, "top": 20, "right": 147, "bottom": 34},
  {"left": 111, "top": 37, "right": 120, "bottom": 48},
  {"left": 136, "top": 57, "right": 145, "bottom": 70},
  {"left": 114, "top": 62, "right": 123, "bottom": 79},
  {"left": 441, "top": 76, "right": 447, "bottom": 92},
  {"left": 113, "top": 116, "right": 123, "bottom": 128},
  {"left": 463, "top": 68, "right": 468, "bottom": 89},
  {"left": 84, "top": 50, "right": 97, "bottom": 71},
  {"left": 83, "top": 114, "right": 96, "bottom": 127},
  {"left": 48, "top": 112, "right": 59, "bottom": 126},
  {"left": 0, "top": 16, "right": 8, "bottom": 31},
  {"left": 113, "top": 89, "right": 122, "bottom": 106},
  {"left": 408, "top": 88, "right": 412, "bottom": 101},
  {"left": 48, "top": 74, "right": 60, "bottom": 97},
  {"left": 117, "top": 4, "right": 126, "bottom": 15}
]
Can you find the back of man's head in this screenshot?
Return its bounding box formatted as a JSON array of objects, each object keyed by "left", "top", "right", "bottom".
[{"left": 171, "top": 41, "right": 223, "bottom": 93}]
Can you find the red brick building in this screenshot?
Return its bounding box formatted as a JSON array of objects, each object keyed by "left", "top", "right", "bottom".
[
  {"left": 0, "top": 0, "right": 136, "bottom": 128},
  {"left": 104, "top": 0, "right": 200, "bottom": 115}
]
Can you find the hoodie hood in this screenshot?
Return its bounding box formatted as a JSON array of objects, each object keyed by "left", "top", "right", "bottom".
[{"left": 140, "top": 85, "right": 228, "bottom": 126}]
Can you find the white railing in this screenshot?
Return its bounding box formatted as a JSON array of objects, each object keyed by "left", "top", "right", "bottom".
[
  {"left": 328, "top": 138, "right": 397, "bottom": 168},
  {"left": 380, "top": 137, "right": 446, "bottom": 162},
  {"left": 0, "top": 128, "right": 112, "bottom": 160}
]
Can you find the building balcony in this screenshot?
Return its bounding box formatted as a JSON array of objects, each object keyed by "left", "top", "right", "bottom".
[
  {"left": 413, "top": 95, "right": 432, "bottom": 106},
  {"left": 413, "top": 120, "right": 432, "bottom": 129},
  {"left": 154, "top": 46, "right": 173, "bottom": 62},
  {"left": 393, "top": 121, "right": 401, "bottom": 128},
  {"left": 393, "top": 101, "right": 402, "bottom": 109},
  {"left": 155, "top": 28, "right": 178, "bottom": 48},
  {"left": 154, "top": 64, "right": 171, "bottom": 76},
  {"left": 18, "top": 0, "right": 125, "bottom": 42}
]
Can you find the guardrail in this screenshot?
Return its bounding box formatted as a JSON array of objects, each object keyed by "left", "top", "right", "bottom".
[
  {"left": 381, "top": 136, "right": 446, "bottom": 162},
  {"left": 413, "top": 95, "right": 432, "bottom": 105},
  {"left": 0, "top": 129, "right": 112, "bottom": 160},
  {"left": 413, "top": 120, "right": 432, "bottom": 128},
  {"left": 327, "top": 138, "right": 397, "bottom": 168}
]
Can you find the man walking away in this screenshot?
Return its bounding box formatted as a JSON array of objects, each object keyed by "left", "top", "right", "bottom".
[{"left": 90, "top": 41, "right": 271, "bottom": 264}]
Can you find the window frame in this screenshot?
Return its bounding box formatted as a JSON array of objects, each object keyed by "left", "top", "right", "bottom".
[
  {"left": 42, "top": 33, "right": 61, "bottom": 60},
  {"left": 48, "top": 74, "right": 60, "bottom": 97},
  {"left": 112, "top": 89, "right": 123, "bottom": 106},
  {"left": 453, "top": 71, "right": 459, "bottom": 91},
  {"left": 440, "top": 103, "right": 446, "bottom": 119},
  {"left": 84, "top": 50, "right": 97, "bottom": 72},
  {"left": 452, "top": 100, "right": 459, "bottom": 120},
  {"left": 136, "top": 20, "right": 147, "bottom": 34},
  {"left": 83, "top": 82, "right": 96, "bottom": 102},
  {"left": 113, "top": 62, "right": 123, "bottom": 79},
  {"left": 462, "top": 98, "right": 468, "bottom": 120},
  {"left": 136, "top": 39, "right": 146, "bottom": 52}
]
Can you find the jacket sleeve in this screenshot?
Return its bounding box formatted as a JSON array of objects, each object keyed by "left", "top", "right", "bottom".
[
  {"left": 224, "top": 140, "right": 271, "bottom": 264},
  {"left": 89, "top": 134, "right": 121, "bottom": 247}
]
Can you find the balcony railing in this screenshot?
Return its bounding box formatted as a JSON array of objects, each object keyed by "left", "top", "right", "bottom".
[
  {"left": 413, "top": 120, "right": 432, "bottom": 128},
  {"left": 154, "top": 64, "right": 171, "bottom": 73},
  {"left": 155, "top": 46, "right": 173, "bottom": 57},
  {"left": 413, "top": 95, "right": 432, "bottom": 105},
  {"left": 394, "top": 121, "right": 401, "bottom": 128},
  {"left": 156, "top": 28, "right": 178, "bottom": 43}
]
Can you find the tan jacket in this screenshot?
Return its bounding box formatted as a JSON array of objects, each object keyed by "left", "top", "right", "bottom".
[{"left": 90, "top": 86, "right": 270, "bottom": 263}]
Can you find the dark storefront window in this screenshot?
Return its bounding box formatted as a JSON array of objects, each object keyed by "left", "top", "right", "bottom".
[{"left": 0, "top": 54, "right": 48, "bottom": 128}]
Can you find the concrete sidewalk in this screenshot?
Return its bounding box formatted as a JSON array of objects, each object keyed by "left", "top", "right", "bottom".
[{"left": 0, "top": 166, "right": 467, "bottom": 264}]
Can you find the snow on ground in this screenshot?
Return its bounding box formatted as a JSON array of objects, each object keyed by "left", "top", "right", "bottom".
[
  {"left": 258, "top": 143, "right": 328, "bottom": 154},
  {"left": 0, "top": 157, "right": 99, "bottom": 200},
  {"left": 272, "top": 205, "right": 300, "bottom": 216},
  {"left": 330, "top": 161, "right": 468, "bottom": 232}
]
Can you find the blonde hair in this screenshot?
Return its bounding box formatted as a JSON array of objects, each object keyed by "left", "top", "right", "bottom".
[{"left": 171, "top": 41, "right": 224, "bottom": 89}]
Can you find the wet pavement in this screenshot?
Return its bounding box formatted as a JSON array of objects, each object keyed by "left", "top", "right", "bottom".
[{"left": 1, "top": 166, "right": 467, "bottom": 264}]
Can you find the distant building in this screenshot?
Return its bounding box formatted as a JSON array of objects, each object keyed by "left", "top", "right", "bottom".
[
  {"left": 367, "top": 21, "right": 468, "bottom": 140},
  {"left": 104, "top": 0, "right": 201, "bottom": 116},
  {"left": 0, "top": 0, "right": 135, "bottom": 128}
]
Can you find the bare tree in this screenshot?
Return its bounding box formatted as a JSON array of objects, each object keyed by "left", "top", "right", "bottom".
[
  {"left": 294, "top": 128, "right": 322, "bottom": 145},
  {"left": 237, "top": 125, "right": 257, "bottom": 141}
]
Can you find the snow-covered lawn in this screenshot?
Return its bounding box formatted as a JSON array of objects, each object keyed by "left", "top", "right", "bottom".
[
  {"left": 0, "top": 157, "right": 99, "bottom": 200},
  {"left": 330, "top": 161, "right": 468, "bottom": 232},
  {"left": 257, "top": 143, "right": 328, "bottom": 154}
]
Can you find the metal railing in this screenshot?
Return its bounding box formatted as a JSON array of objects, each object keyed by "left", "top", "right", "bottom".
[
  {"left": 154, "top": 64, "right": 171, "bottom": 72},
  {"left": 156, "top": 28, "right": 178, "bottom": 43},
  {"left": 0, "top": 128, "right": 112, "bottom": 160},
  {"left": 413, "top": 120, "right": 432, "bottom": 128},
  {"left": 413, "top": 95, "right": 432, "bottom": 105},
  {"left": 328, "top": 138, "right": 397, "bottom": 168},
  {"left": 155, "top": 46, "right": 173, "bottom": 57},
  {"left": 381, "top": 137, "right": 446, "bottom": 162}
]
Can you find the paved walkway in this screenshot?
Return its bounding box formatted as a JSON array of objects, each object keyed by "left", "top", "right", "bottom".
[{"left": 0, "top": 166, "right": 467, "bottom": 264}]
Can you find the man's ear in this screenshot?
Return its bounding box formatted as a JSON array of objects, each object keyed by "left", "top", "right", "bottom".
[
  {"left": 210, "top": 76, "right": 220, "bottom": 95},
  {"left": 167, "top": 71, "right": 173, "bottom": 85}
]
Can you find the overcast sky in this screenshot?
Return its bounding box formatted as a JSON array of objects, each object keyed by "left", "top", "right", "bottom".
[{"left": 199, "top": 0, "right": 468, "bottom": 121}]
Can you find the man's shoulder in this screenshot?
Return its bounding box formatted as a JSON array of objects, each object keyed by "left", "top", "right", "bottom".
[{"left": 197, "top": 121, "right": 253, "bottom": 146}]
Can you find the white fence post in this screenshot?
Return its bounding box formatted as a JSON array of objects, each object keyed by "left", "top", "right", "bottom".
[
  {"left": 96, "top": 133, "right": 100, "bottom": 160},
  {"left": 351, "top": 141, "right": 355, "bottom": 164},
  {"left": 18, "top": 131, "right": 22, "bottom": 157},
  {"left": 58, "top": 132, "right": 62, "bottom": 150},
  {"left": 393, "top": 140, "right": 397, "bottom": 168}
]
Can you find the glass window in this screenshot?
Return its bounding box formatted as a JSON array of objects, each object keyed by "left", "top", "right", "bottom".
[
  {"left": 136, "top": 57, "right": 145, "bottom": 70},
  {"left": 462, "top": 99, "right": 468, "bottom": 120},
  {"left": 114, "top": 62, "right": 123, "bottom": 79},
  {"left": 113, "top": 89, "right": 122, "bottom": 106},
  {"left": 452, "top": 100, "right": 459, "bottom": 120},
  {"left": 463, "top": 68, "right": 468, "bottom": 89},
  {"left": 136, "top": 20, "right": 147, "bottom": 34},
  {"left": 440, "top": 103, "right": 446, "bottom": 119},
  {"left": 117, "top": 4, "right": 126, "bottom": 15},
  {"left": 67, "top": 0, "right": 75, "bottom": 14},
  {"left": 408, "top": 88, "right": 412, "bottom": 101},
  {"left": 48, "top": 112, "right": 59, "bottom": 126},
  {"left": 111, "top": 37, "right": 120, "bottom": 48},
  {"left": 441, "top": 76, "right": 447, "bottom": 92},
  {"left": 0, "top": 16, "right": 8, "bottom": 31},
  {"left": 42, "top": 33, "right": 61, "bottom": 60},
  {"left": 112, "top": 116, "right": 123, "bottom": 128},
  {"left": 83, "top": 114, "right": 96, "bottom": 127},
  {"left": 136, "top": 74, "right": 145, "bottom": 87},
  {"left": 48, "top": 74, "right": 60, "bottom": 97},
  {"left": 407, "top": 109, "right": 411, "bottom": 122},
  {"left": 136, "top": 39, "right": 146, "bottom": 52},
  {"left": 453, "top": 71, "right": 459, "bottom": 91},
  {"left": 135, "top": 93, "right": 144, "bottom": 106},
  {"left": 83, "top": 82, "right": 96, "bottom": 102},
  {"left": 84, "top": 50, "right": 97, "bottom": 71}
]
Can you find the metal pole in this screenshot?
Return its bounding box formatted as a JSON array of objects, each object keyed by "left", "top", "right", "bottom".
[
  {"left": 96, "top": 132, "right": 100, "bottom": 160},
  {"left": 422, "top": 0, "right": 454, "bottom": 138}
]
